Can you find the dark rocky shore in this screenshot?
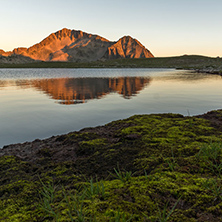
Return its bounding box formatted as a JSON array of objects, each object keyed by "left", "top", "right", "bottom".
[
  {"left": 1, "top": 110, "right": 222, "bottom": 164},
  {"left": 194, "top": 68, "right": 222, "bottom": 75}
]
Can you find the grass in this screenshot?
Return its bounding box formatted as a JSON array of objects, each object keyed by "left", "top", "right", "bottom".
[
  {"left": 112, "top": 209, "right": 133, "bottom": 222},
  {"left": 156, "top": 198, "right": 181, "bottom": 222},
  {"left": 197, "top": 142, "right": 222, "bottom": 176},
  {"left": 62, "top": 188, "right": 89, "bottom": 222},
  {"left": 1, "top": 55, "right": 222, "bottom": 70},
  {"left": 202, "top": 179, "right": 222, "bottom": 201},
  {"left": 166, "top": 148, "right": 177, "bottom": 171},
  {"left": 83, "top": 178, "right": 106, "bottom": 200},
  {"left": 38, "top": 174, "right": 182, "bottom": 221},
  {"left": 112, "top": 165, "right": 134, "bottom": 183},
  {"left": 38, "top": 180, "right": 60, "bottom": 221}
]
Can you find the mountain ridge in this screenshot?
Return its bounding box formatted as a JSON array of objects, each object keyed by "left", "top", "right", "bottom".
[{"left": 0, "top": 28, "right": 154, "bottom": 63}]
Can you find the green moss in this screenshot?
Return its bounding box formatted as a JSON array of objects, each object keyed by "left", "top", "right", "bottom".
[
  {"left": 77, "top": 138, "right": 108, "bottom": 156},
  {"left": 2, "top": 111, "right": 222, "bottom": 221},
  {"left": 79, "top": 138, "right": 107, "bottom": 147},
  {"left": 0, "top": 155, "right": 17, "bottom": 165},
  {"left": 67, "top": 132, "right": 99, "bottom": 141}
]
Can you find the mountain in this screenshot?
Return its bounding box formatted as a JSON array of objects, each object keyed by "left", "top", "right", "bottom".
[
  {"left": 0, "top": 28, "right": 154, "bottom": 63},
  {"left": 103, "top": 36, "right": 153, "bottom": 59}
]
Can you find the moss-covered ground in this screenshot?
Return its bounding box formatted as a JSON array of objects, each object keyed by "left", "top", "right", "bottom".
[{"left": 1, "top": 110, "right": 222, "bottom": 221}]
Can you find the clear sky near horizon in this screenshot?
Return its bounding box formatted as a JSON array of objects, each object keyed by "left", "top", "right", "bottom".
[{"left": 1, "top": 0, "right": 222, "bottom": 57}]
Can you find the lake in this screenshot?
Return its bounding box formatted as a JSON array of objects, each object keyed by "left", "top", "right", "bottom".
[{"left": 0, "top": 68, "right": 222, "bottom": 148}]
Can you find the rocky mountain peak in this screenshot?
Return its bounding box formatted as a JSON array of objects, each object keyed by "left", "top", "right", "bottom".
[
  {"left": 0, "top": 28, "right": 154, "bottom": 63},
  {"left": 103, "top": 35, "right": 154, "bottom": 59},
  {"left": 0, "top": 49, "right": 5, "bottom": 54}
]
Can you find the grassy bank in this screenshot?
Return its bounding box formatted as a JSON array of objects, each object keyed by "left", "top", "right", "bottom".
[
  {"left": 0, "top": 55, "right": 222, "bottom": 71},
  {"left": 1, "top": 110, "right": 222, "bottom": 221}
]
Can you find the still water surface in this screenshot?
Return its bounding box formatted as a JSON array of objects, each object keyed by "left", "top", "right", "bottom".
[{"left": 0, "top": 68, "right": 222, "bottom": 148}]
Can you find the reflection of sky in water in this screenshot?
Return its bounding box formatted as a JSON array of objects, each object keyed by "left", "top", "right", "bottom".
[{"left": 0, "top": 68, "right": 222, "bottom": 148}]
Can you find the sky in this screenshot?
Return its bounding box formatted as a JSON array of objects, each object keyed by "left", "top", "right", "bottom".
[{"left": 1, "top": 0, "right": 222, "bottom": 57}]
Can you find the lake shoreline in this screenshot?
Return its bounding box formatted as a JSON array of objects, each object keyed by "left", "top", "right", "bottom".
[
  {"left": 3, "top": 68, "right": 222, "bottom": 149},
  {"left": 1, "top": 109, "right": 222, "bottom": 221},
  {"left": 193, "top": 68, "right": 222, "bottom": 75},
  {"left": 0, "top": 109, "right": 221, "bottom": 155},
  {"left": 0, "top": 55, "right": 222, "bottom": 70}
]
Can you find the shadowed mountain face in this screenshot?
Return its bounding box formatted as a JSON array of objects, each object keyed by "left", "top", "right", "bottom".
[
  {"left": 7, "top": 77, "right": 150, "bottom": 104},
  {"left": 0, "top": 28, "right": 154, "bottom": 63},
  {"left": 0, "top": 54, "right": 36, "bottom": 64}
]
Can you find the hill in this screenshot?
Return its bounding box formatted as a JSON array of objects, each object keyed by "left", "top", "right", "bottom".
[{"left": 1, "top": 55, "right": 222, "bottom": 75}]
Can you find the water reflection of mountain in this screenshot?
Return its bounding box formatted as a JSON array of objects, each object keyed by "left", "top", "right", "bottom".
[
  {"left": 0, "top": 81, "right": 7, "bottom": 88},
  {"left": 19, "top": 77, "right": 150, "bottom": 105}
]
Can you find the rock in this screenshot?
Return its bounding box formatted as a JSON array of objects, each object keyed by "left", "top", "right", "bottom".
[{"left": 103, "top": 36, "right": 154, "bottom": 59}]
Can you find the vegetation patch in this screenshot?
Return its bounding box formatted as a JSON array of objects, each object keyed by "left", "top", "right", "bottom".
[
  {"left": 0, "top": 55, "right": 222, "bottom": 72},
  {"left": 1, "top": 110, "right": 222, "bottom": 221}
]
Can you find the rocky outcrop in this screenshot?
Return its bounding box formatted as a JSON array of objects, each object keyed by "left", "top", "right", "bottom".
[
  {"left": 194, "top": 67, "right": 222, "bottom": 75},
  {"left": 103, "top": 36, "right": 154, "bottom": 59},
  {"left": 0, "top": 54, "right": 36, "bottom": 64},
  {"left": 1, "top": 28, "right": 154, "bottom": 63},
  {"left": 0, "top": 49, "right": 5, "bottom": 55}
]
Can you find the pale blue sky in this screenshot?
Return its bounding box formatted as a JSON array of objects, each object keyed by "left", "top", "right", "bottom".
[{"left": 1, "top": 0, "right": 222, "bottom": 57}]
